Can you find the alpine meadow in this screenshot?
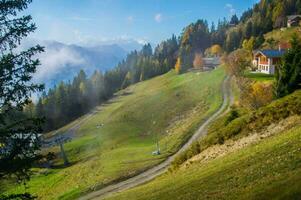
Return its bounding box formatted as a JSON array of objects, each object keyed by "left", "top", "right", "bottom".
[{"left": 1, "top": 1, "right": 301, "bottom": 200}]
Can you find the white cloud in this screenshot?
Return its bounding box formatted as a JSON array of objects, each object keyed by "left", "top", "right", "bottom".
[
  {"left": 136, "top": 38, "right": 148, "bottom": 45},
  {"left": 225, "top": 3, "right": 236, "bottom": 15},
  {"left": 154, "top": 13, "right": 162, "bottom": 23},
  {"left": 33, "top": 45, "right": 86, "bottom": 82}
]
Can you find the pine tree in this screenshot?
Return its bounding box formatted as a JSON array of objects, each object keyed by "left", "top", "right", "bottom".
[
  {"left": 230, "top": 14, "right": 239, "bottom": 25},
  {"left": 275, "top": 35, "right": 301, "bottom": 98},
  {"left": 0, "top": 0, "right": 44, "bottom": 199}
]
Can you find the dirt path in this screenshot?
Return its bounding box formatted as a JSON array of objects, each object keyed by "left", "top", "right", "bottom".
[{"left": 78, "top": 76, "right": 232, "bottom": 200}]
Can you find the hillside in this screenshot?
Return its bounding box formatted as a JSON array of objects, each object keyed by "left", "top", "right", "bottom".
[
  {"left": 1, "top": 68, "right": 226, "bottom": 199},
  {"left": 105, "top": 90, "right": 301, "bottom": 200},
  {"left": 263, "top": 27, "right": 301, "bottom": 48}
]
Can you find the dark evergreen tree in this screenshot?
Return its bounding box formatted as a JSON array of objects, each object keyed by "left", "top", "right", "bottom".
[
  {"left": 230, "top": 14, "right": 239, "bottom": 25},
  {"left": 275, "top": 35, "right": 301, "bottom": 98},
  {"left": 244, "top": 21, "right": 253, "bottom": 39},
  {"left": 0, "top": 0, "right": 44, "bottom": 199}
]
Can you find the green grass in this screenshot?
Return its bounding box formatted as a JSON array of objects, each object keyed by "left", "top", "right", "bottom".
[
  {"left": 106, "top": 124, "right": 301, "bottom": 200},
  {"left": 105, "top": 90, "right": 301, "bottom": 200},
  {"left": 1, "top": 68, "right": 225, "bottom": 199},
  {"left": 244, "top": 71, "right": 274, "bottom": 82}
]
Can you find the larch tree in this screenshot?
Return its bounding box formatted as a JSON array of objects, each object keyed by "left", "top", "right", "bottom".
[
  {"left": 210, "top": 44, "right": 223, "bottom": 57},
  {"left": 175, "top": 57, "right": 182, "bottom": 74}
]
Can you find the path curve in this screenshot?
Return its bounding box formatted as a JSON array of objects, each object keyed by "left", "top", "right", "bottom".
[{"left": 79, "top": 76, "right": 232, "bottom": 200}]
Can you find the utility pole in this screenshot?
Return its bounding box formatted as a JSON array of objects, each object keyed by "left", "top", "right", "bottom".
[
  {"left": 59, "top": 142, "right": 69, "bottom": 166},
  {"left": 46, "top": 135, "right": 72, "bottom": 166}
]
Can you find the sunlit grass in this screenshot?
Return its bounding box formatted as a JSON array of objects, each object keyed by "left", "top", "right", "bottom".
[
  {"left": 107, "top": 124, "right": 301, "bottom": 200},
  {"left": 2, "top": 68, "right": 225, "bottom": 199},
  {"left": 244, "top": 71, "right": 274, "bottom": 82}
]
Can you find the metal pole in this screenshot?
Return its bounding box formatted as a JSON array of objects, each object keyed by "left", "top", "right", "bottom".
[{"left": 59, "top": 142, "right": 69, "bottom": 166}]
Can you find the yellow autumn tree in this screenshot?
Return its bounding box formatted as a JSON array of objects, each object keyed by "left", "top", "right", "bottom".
[
  {"left": 239, "top": 79, "right": 273, "bottom": 110},
  {"left": 175, "top": 57, "right": 181, "bottom": 74},
  {"left": 211, "top": 44, "right": 222, "bottom": 57},
  {"left": 251, "top": 82, "right": 273, "bottom": 109}
]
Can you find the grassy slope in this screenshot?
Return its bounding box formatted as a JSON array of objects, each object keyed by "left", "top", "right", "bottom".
[
  {"left": 2, "top": 68, "right": 225, "bottom": 199},
  {"left": 263, "top": 27, "right": 301, "bottom": 47},
  {"left": 106, "top": 123, "right": 301, "bottom": 200}
]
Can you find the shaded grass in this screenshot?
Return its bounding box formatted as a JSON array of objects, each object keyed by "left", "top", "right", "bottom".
[
  {"left": 106, "top": 124, "right": 301, "bottom": 200},
  {"left": 2, "top": 68, "right": 225, "bottom": 199}
]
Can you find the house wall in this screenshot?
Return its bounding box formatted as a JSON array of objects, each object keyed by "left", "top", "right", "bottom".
[{"left": 257, "top": 58, "right": 274, "bottom": 75}]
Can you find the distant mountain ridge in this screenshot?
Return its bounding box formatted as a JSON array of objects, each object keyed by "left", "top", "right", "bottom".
[{"left": 30, "top": 40, "right": 142, "bottom": 89}]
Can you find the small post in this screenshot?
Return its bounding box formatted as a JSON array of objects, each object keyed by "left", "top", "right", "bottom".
[
  {"left": 156, "top": 139, "right": 160, "bottom": 155},
  {"left": 152, "top": 114, "right": 160, "bottom": 155}
]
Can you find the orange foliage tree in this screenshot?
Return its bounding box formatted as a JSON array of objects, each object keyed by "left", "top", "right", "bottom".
[{"left": 175, "top": 57, "right": 182, "bottom": 74}]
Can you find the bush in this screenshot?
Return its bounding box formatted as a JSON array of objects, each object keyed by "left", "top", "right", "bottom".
[{"left": 225, "top": 109, "right": 240, "bottom": 125}]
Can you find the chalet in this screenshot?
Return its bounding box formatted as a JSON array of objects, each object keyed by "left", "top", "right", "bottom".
[
  {"left": 253, "top": 49, "right": 285, "bottom": 75},
  {"left": 287, "top": 15, "right": 301, "bottom": 27}
]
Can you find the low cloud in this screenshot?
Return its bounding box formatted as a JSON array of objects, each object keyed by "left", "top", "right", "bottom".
[
  {"left": 33, "top": 45, "right": 86, "bottom": 83},
  {"left": 154, "top": 13, "right": 162, "bottom": 23}
]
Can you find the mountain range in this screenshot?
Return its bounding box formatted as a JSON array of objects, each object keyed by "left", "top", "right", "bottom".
[{"left": 28, "top": 40, "right": 142, "bottom": 89}]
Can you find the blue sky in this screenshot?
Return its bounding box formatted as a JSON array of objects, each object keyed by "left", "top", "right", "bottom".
[{"left": 25, "top": 0, "right": 259, "bottom": 45}]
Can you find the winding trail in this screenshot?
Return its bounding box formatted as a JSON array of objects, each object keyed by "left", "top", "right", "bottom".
[{"left": 79, "top": 76, "right": 233, "bottom": 200}]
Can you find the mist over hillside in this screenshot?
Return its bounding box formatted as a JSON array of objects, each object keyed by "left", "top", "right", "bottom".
[{"left": 22, "top": 39, "right": 143, "bottom": 89}]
